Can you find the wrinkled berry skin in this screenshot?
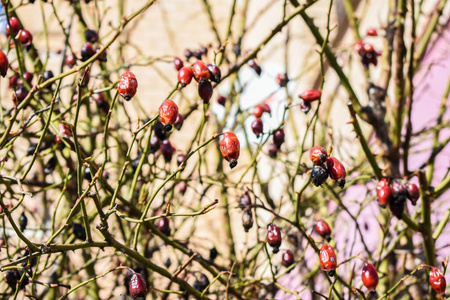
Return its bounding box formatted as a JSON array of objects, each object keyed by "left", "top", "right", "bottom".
[
  {"left": 157, "top": 217, "right": 170, "bottom": 236},
  {"left": 129, "top": 272, "right": 147, "bottom": 297},
  {"left": 239, "top": 192, "right": 252, "bottom": 209},
  {"left": 319, "top": 243, "right": 337, "bottom": 276},
  {"left": 405, "top": 182, "right": 420, "bottom": 205},
  {"left": 220, "top": 132, "right": 240, "bottom": 169},
  {"left": 159, "top": 99, "right": 179, "bottom": 131},
  {"left": 377, "top": 186, "right": 392, "bottom": 208},
  {"left": 282, "top": 250, "right": 295, "bottom": 268},
  {"left": 19, "top": 29, "right": 33, "bottom": 46},
  {"left": 251, "top": 118, "right": 263, "bottom": 137},
  {"left": 0, "top": 49, "right": 9, "bottom": 77},
  {"left": 326, "top": 157, "right": 346, "bottom": 189},
  {"left": 177, "top": 66, "right": 193, "bottom": 87},
  {"left": 19, "top": 212, "right": 28, "bottom": 232},
  {"left": 207, "top": 63, "right": 221, "bottom": 83},
  {"left": 429, "top": 267, "right": 446, "bottom": 296},
  {"left": 198, "top": 79, "right": 213, "bottom": 104},
  {"left": 315, "top": 219, "right": 331, "bottom": 241},
  {"left": 160, "top": 140, "right": 175, "bottom": 162},
  {"left": 310, "top": 146, "right": 327, "bottom": 165},
  {"left": 311, "top": 164, "right": 329, "bottom": 187},
  {"left": 242, "top": 209, "right": 253, "bottom": 232},
  {"left": 174, "top": 57, "right": 183, "bottom": 71},
  {"left": 6, "top": 17, "right": 21, "bottom": 37},
  {"left": 391, "top": 179, "right": 407, "bottom": 203},
  {"left": 118, "top": 71, "right": 138, "bottom": 101},
  {"left": 266, "top": 223, "right": 282, "bottom": 253},
  {"left": 300, "top": 89, "right": 321, "bottom": 102},
  {"left": 273, "top": 129, "right": 285, "bottom": 149},
  {"left": 44, "top": 156, "right": 57, "bottom": 175},
  {"left": 192, "top": 60, "right": 210, "bottom": 82},
  {"left": 362, "top": 262, "right": 379, "bottom": 291},
  {"left": 300, "top": 101, "right": 311, "bottom": 114}
]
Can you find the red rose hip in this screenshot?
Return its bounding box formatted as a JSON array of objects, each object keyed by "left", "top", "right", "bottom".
[
  {"left": 129, "top": 272, "right": 147, "bottom": 297},
  {"left": 377, "top": 186, "right": 392, "bottom": 208},
  {"left": 118, "top": 71, "right": 138, "bottom": 101},
  {"left": 251, "top": 118, "right": 263, "bottom": 137},
  {"left": 429, "top": 267, "right": 446, "bottom": 296},
  {"left": 315, "top": 219, "right": 331, "bottom": 241},
  {"left": 300, "top": 89, "right": 321, "bottom": 102},
  {"left": 19, "top": 30, "right": 33, "bottom": 46},
  {"left": 326, "top": 157, "right": 346, "bottom": 189},
  {"left": 198, "top": 79, "right": 213, "bottom": 103},
  {"left": 220, "top": 132, "right": 240, "bottom": 169},
  {"left": 319, "top": 243, "right": 337, "bottom": 276},
  {"left": 6, "top": 17, "right": 21, "bottom": 37},
  {"left": 174, "top": 57, "right": 183, "bottom": 71},
  {"left": 362, "top": 262, "right": 379, "bottom": 292},
  {"left": 177, "top": 66, "right": 193, "bottom": 87},
  {"left": 405, "top": 182, "right": 420, "bottom": 205},
  {"left": 0, "top": 49, "right": 9, "bottom": 77},
  {"left": 282, "top": 250, "right": 295, "bottom": 268},
  {"left": 310, "top": 146, "right": 327, "bottom": 165},
  {"left": 192, "top": 60, "right": 210, "bottom": 82},
  {"left": 273, "top": 128, "right": 285, "bottom": 149},
  {"left": 267, "top": 223, "right": 282, "bottom": 253},
  {"left": 159, "top": 99, "right": 179, "bottom": 131}
]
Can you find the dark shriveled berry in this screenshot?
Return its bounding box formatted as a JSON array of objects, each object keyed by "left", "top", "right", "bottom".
[
  {"left": 72, "top": 223, "right": 87, "bottom": 241},
  {"left": 273, "top": 129, "right": 285, "bottom": 149},
  {"left": 149, "top": 136, "right": 162, "bottom": 154},
  {"left": 389, "top": 196, "right": 404, "bottom": 219},
  {"left": 174, "top": 113, "right": 184, "bottom": 131},
  {"left": 157, "top": 217, "right": 170, "bottom": 236},
  {"left": 300, "top": 101, "right": 311, "bottom": 114},
  {"left": 193, "top": 273, "right": 210, "bottom": 293},
  {"left": 80, "top": 42, "right": 95, "bottom": 62},
  {"left": 43, "top": 70, "right": 54, "bottom": 82},
  {"left": 391, "top": 179, "right": 407, "bottom": 203},
  {"left": 154, "top": 120, "right": 166, "bottom": 141},
  {"left": 207, "top": 63, "right": 221, "bottom": 83},
  {"left": 19, "top": 212, "right": 28, "bottom": 232},
  {"left": 282, "top": 250, "right": 295, "bottom": 268},
  {"left": 311, "top": 164, "right": 328, "bottom": 187},
  {"left": 85, "top": 29, "right": 99, "bottom": 43},
  {"left": 160, "top": 140, "right": 175, "bottom": 162},
  {"left": 84, "top": 167, "right": 92, "bottom": 181},
  {"left": 44, "top": 156, "right": 57, "bottom": 175},
  {"left": 242, "top": 209, "right": 253, "bottom": 232},
  {"left": 209, "top": 247, "right": 218, "bottom": 261},
  {"left": 251, "top": 118, "right": 263, "bottom": 137},
  {"left": 198, "top": 79, "right": 213, "bottom": 104},
  {"left": 239, "top": 192, "right": 252, "bottom": 209}
]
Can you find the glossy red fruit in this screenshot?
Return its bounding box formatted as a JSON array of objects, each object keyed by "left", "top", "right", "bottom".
[
  {"left": 6, "top": 17, "right": 21, "bottom": 37},
  {"left": 251, "top": 118, "right": 263, "bottom": 137},
  {"left": 276, "top": 73, "right": 289, "bottom": 87},
  {"left": 217, "top": 95, "right": 226, "bottom": 106},
  {"left": 157, "top": 217, "right": 170, "bottom": 236},
  {"left": 239, "top": 192, "right": 251, "bottom": 209},
  {"left": 22, "top": 72, "right": 33, "bottom": 85},
  {"left": 159, "top": 99, "right": 179, "bottom": 131},
  {"left": 242, "top": 209, "right": 253, "bottom": 232},
  {"left": 253, "top": 105, "right": 264, "bottom": 118},
  {"left": 160, "top": 140, "right": 175, "bottom": 162},
  {"left": 319, "top": 244, "right": 337, "bottom": 276},
  {"left": 248, "top": 59, "right": 261, "bottom": 76},
  {"left": 326, "top": 157, "right": 346, "bottom": 189},
  {"left": 300, "top": 89, "right": 322, "bottom": 102},
  {"left": 362, "top": 262, "right": 379, "bottom": 291},
  {"left": 405, "top": 182, "right": 420, "bottom": 205},
  {"left": 174, "top": 57, "right": 183, "bottom": 71},
  {"left": 282, "top": 250, "right": 295, "bottom": 268},
  {"left": 174, "top": 113, "right": 184, "bottom": 131},
  {"left": 19, "top": 30, "right": 33, "bottom": 46},
  {"left": 220, "top": 132, "right": 240, "bottom": 169},
  {"left": 65, "top": 54, "right": 76, "bottom": 68},
  {"left": 310, "top": 146, "right": 327, "bottom": 165},
  {"left": 129, "top": 272, "right": 147, "bottom": 297},
  {"left": 300, "top": 101, "right": 311, "bottom": 114},
  {"left": 118, "top": 71, "right": 138, "bottom": 101},
  {"left": 80, "top": 42, "right": 95, "bottom": 61},
  {"left": 315, "top": 219, "right": 331, "bottom": 241},
  {"left": 267, "top": 223, "right": 282, "bottom": 253},
  {"left": 376, "top": 177, "right": 390, "bottom": 191},
  {"left": 192, "top": 60, "right": 210, "bottom": 82},
  {"left": 366, "top": 28, "right": 378, "bottom": 36},
  {"left": 377, "top": 186, "right": 392, "bottom": 208},
  {"left": 273, "top": 129, "right": 285, "bottom": 149},
  {"left": 363, "top": 43, "right": 374, "bottom": 53},
  {"left": 354, "top": 40, "right": 364, "bottom": 54},
  {"left": 0, "top": 50, "right": 9, "bottom": 77},
  {"left": 198, "top": 79, "right": 213, "bottom": 103},
  {"left": 207, "top": 63, "right": 221, "bottom": 83},
  {"left": 177, "top": 66, "right": 193, "bottom": 87},
  {"left": 429, "top": 267, "right": 446, "bottom": 296}
]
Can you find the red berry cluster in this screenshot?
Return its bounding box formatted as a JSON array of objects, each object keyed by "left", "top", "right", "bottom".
[
  {"left": 177, "top": 60, "right": 221, "bottom": 104},
  {"left": 251, "top": 103, "right": 271, "bottom": 140},
  {"left": 376, "top": 177, "right": 420, "bottom": 218},
  {"left": 309, "top": 146, "right": 346, "bottom": 189},
  {"left": 6, "top": 17, "right": 33, "bottom": 48},
  {"left": 354, "top": 40, "right": 379, "bottom": 68},
  {"left": 299, "top": 89, "right": 321, "bottom": 114}
]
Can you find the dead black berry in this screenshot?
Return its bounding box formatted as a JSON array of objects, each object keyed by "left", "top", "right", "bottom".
[
  {"left": 19, "top": 212, "right": 27, "bottom": 232},
  {"left": 84, "top": 167, "right": 92, "bottom": 181},
  {"left": 311, "top": 164, "right": 329, "bottom": 187},
  {"left": 268, "top": 143, "right": 278, "bottom": 158},
  {"left": 154, "top": 120, "right": 166, "bottom": 141},
  {"left": 209, "top": 247, "right": 218, "bottom": 261},
  {"left": 27, "top": 143, "right": 37, "bottom": 156},
  {"left": 193, "top": 273, "right": 210, "bottom": 293},
  {"left": 239, "top": 192, "right": 252, "bottom": 210},
  {"left": 44, "top": 156, "right": 57, "bottom": 175},
  {"left": 43, "top": 70, "right": 54, "bottom": 82},
  {"left": 85, "top": 29, "right": 99, "bottom": 43},
  {"left": 242, "top": 209, "right": 253, "bottom": 232},
  {"left": 72, "top": 223, "right": 87, "bottom": 241}
]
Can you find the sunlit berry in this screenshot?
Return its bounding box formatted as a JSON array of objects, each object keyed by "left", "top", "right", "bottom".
[
  {"left": 377, "top": 186, "right": 392, "bottom": 208},
  {"left": 326, "top": 157, "right": 346, "bottom": 189},
  {"left": 80, "top": 42, "right": 95, "bottom": 62},
  {"left": 362, "top": 262, "right": 379, "bottom": 292},
  {"left": 273, "top": 129, "right": 285, "bottom": 149},
  {"left": 177, "top": 66, "right": 193, "bottom": 87},
  {"left": 192, "top": 60, "right": 210, "bottom": 82},
  {"left": 174, "top": 57, "right": 183, "bottom": 71},
  {"left": 300, "top": 89, "right": 321, "bottom": 102},
  {"left": 405, "top": 182, "right": 420, "bottom": 205},
  {"left": 319, "top": 243, "right": 337, "bottom": 276},
  {"left": 118, "top": 71, "right": 138, "bottom": 101},
  {"left": 129, "top": 272, "right": 147, "bottom": 298},
  {"left": 19, "top": 30, "right": 33, "bottom": 46},
  {"left": 310, "top": 146, "right": 327, "bottom": 165},
  {"left": 157, "top": 217, "right": 170, "bottom": 236},
  {"left": 366, "top": 28, "right": 378, "bottom": 36},
  {"left": 429, "top": 267, "right": 446, "bottom": 296},
  {"left": 6, "top": 17, "right": 21, "bottom": 37},
  {"left": 220, "top": 132, "right": 240, "bottom": 169},
  {"left": 315, "top": 219, "right": 331, "bottom": 241},
  {"left": 159, "top": 99, "right": 179, "bottom": 131},
  {"left": 0, "top": 49, "right": 9, "bottom": 78},
  {"left": 251, "top": 118, "right": 263, "bottom": 137},
  {"left": 267, "top": 223, "right": 282, "bottom": 253},
  {"left": 282, "top": 250, "right": 295, "bottom": 268}
]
